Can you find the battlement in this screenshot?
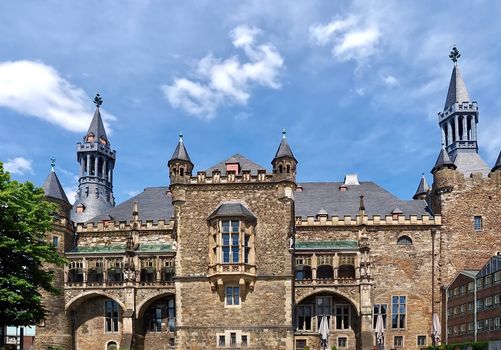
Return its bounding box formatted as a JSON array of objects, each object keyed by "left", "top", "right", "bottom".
[
  {"left": 76, "top": 218, "right": 175, "bottom": 232},
  {"left": 295, "top": 214, "right": 441, "bottom": 227},
  {"left": 77, "top": 141, "right": 116, "bottom": 158},
  {"left": 439, "top": 101, "right": 478, "bottom": 122}
]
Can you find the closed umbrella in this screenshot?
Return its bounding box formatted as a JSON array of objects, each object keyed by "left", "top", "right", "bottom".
[
  {"left": 375, "top": 314, "right": 384, "bottom": 348},
  {"left": 318, "top": 315, "right": 329, "bottom": 349},
  {"left": 432, "top": 313, "right": 441, "bottom": 345}
]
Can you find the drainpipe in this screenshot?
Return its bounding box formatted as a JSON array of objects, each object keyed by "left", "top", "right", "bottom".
[
  {"left": 445, "top": 284, "right": 448, "bottom": 345},
  {"left": 474, "top": 277, "right": 477, "bottom": 342},
  {"left": 431, "top": 228, "right": 436, "bottom": 347}
]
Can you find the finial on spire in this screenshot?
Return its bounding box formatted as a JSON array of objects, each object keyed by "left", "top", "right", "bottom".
[
  {"left": 282, "top": 128, "right": 286, "bottom": 139},
  {"left": 50, "top": 158, "right": 56, "bottom": 172},
  {"left": 93, "top": 93, "right": 103, "bottom": 108},
  {"left": 449, "top": 46, "right": 461, "bottom": 65},
  {"left": 179, "top": 131, "right": 183, "bottom": 142}
]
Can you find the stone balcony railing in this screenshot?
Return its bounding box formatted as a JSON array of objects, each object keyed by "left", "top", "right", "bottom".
[
  {"left": 207, "top": 263, "right": 256, "bottom": 277},
  {"left": 65, "top": 279, "right": 175, "bottom": 289},
  {"left": 295, "top": 277, "right": 369, "bottom": 287}
]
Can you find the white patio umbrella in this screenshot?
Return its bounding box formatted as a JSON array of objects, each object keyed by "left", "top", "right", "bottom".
[
  {"left": 432, "top": 313, "right": 441, "bottom": 345},
  {"left": 318, "top": 315, "right": 329, "bottom": 349},
  {"left": 375, "top": 314, "right": 384, "bottom": 347}
]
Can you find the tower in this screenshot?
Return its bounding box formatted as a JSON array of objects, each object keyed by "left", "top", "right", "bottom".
[
  {"left": 437, "top": 46, "right": 489, "bottom": 176},
  {"left": 413, "top": 173, "right": 431, "bottom": 200},
  {"left": 271, "top": 129, "right": 297, "bottom": 182},
  {"left": 72, "top": 94, "right": 116, "bottom": 223},
  {"left": 168, "top": 132, "right": 193, "bottom": 184}
]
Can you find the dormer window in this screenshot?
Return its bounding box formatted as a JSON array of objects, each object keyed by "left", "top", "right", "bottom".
[
  {"left": 86, "top": 133, "right": 95, "bottom": 142},
  {"left": 76, "top": 203, "right": 85, "bottom": 213},
  {"left": 99, "top": 136, "right": 108, "bottom": 145}
]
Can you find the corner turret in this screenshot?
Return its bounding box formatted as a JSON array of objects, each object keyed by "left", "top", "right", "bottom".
[
  {"left": 272, "top": 129, "right": 297, "bottom": 182},
  {"left": 168, "top": 132, "right": 194, "bottom": 184},
  {"left": 72, "top": 94, "right": 116, "bottom": 223},
  {"left": 413, "top": 173, "right": 430, "bottom": 200}
]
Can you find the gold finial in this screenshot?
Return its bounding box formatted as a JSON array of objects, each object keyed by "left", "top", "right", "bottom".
[
  {"left": 93, "top": 93, "right": 103, "bottom": 108},
  {"left": 449, "top": 46, "right": 461, "bottom": 65}
]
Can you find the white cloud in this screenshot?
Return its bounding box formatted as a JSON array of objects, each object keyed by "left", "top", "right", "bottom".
[
  {"left": 63, "top": 186, "right": 77, "bottom": 205},
  {"left": 382, "top": 75, "right": 399, "bottom": 87},
  {"left": 310, "top": 17, "right": 380, "bottom": 64},
  {"left": 0, "top": 60, "right": 116, "bottom": 132},
  {"left": 162, "top": 25, "right": 284, "bottom": 119},
  {"left": 3, "top": 157, "right": 34, "bottom": 175}
]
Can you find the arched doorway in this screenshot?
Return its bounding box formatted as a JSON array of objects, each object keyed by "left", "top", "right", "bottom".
[
  {"left": 136, "top": 294, "right": 176, "bottom": 349},
  {"left": 295, "top": 292, "right": 359, "bottom": 350}
]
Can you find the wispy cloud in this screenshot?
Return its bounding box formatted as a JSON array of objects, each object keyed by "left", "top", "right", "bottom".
[
  {"left": 310, "top": 16, "right": 380, "bottom": 64},
  {"left": 63, "top": 186, "right": 77, "bottom": 205},
  {"left": 382, "top": 75, "right": 399, "bottom": 87},
  {"left": 162, "top": 25, "right": 284, "bottom": 119},
  {"left": 0, "top": 60, "right": 116, "bottom": 133},
  {"left": 3, "top": 157, "right": 34, "bottom": 175}
]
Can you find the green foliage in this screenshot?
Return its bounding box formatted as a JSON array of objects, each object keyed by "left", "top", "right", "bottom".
[
  {"left": 428, "top": 342, "right": 488, "bottom": 350},
  {"left": 304, "top": 346, "right": 310, "bottom": 350},
  {"left": 331, "top": 346, "right": 338, "bottom": 350},
  {"left": 0, "top": 163, "right": 66, "bottom": 326}
]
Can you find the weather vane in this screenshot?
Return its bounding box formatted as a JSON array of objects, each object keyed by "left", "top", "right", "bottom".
[
  {"left": 449, "top": 46, "right": 461, "bottom": 65},
  {"left": 93, "top": 93, "right": 103, "bottom": 108},
  {"left": 50, "top": 158, "right": 56, "bottom": 171}
]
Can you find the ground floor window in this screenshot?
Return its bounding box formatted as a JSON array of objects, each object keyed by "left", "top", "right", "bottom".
[
  {"left": 145, "top": 297, "right": 176, "bottom": 332},
  {"left": 296, "top": 305, "right": 313, "bottom": 331},
  {"left": 417, "top": 335, "right": 426, "bottom": 346},
  {"left": 295, "top": 294, "right": 353, "bottom": 332},
  {"left": 105, "top": 300, "right": 119, "bottom": 332},
  {"left": 295, "top": 339, "right": 307, "bottom": 350},
  {"left": 393, "top": 335, "right": 403, "bottom": 348},
  {"left": 373, "top": 304, "right": 387, "bottom": 329},
  {"left": 338, "top": 337, "right": 347, "bottom": 348}
]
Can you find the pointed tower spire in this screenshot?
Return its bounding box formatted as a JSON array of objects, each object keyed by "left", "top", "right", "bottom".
[
  {"left": 168, "top": 132, "right": 194, "bottom": 184},
  {"left": 42, "top": 161, "right": 70, "bottom": 205},
  {"left": 413, "top": 173, "right": 430, "bottom": 200},
  {"left": 432, "top": 144, "right": 456, "bottom": 174},
  {"left": 437, "top": 46, "right": 489, "bottom": 177},
  {"left": 273, "top": 129, "right": 297, "bottom": 161},
  {"left": 272, "top": 129, "right": 297, "bottom": 181},
  {"left": 72, "top": 93, "right": 116, "bottom": 223}
]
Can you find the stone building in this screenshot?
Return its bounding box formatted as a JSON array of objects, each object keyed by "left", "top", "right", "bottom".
[{"left": 34, "top": 48, "right": 501, "bottom": 350}]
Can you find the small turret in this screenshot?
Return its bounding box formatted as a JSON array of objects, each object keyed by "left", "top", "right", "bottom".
[
  {"left": 168, "top": 132, "right": 194, "bottom": 184},
  {"left": 413, "top": 173, "right": 430, "bottom": 200},
  {"left": 431, "top": 145, "right": 456, "bottom": 174},
  {"left": 272, "top": 129, "right": 297, "bottom": 182}
]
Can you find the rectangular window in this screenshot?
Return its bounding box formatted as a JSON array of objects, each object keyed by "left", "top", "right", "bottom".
[
  {"left": 474, "top": 216, "right": 482, "bottom": 230},
  {"left": 460, "top": 323, "right": 466, "bottom": 333},
  {"left": 334, "top": 304, "right": 350, "bottom": 329},
  {"left": 295, "top": 340, "right": 307, "bottom": 350},
  {"left": 391, "top": 296, "right": 406, "bottom": 329},
  {"left": 373, "top": 304, "right": 387, "bottom": 329},
  {"left": 417, "top": 335, "right": 426, "bottom": 346},
  {"left": 230, "top": 332, "right": 236, "bottom": 347},
  {"left": 296, "top": 305, "right": 313, "bottom": 331},
  {"left": 460, "top": 285, "right": 466, "bottom": 295},
  {"left": 495, "top": 271, "right": 501, "bottom": 283},
  {"left": 221, "top": 220, "right": 241, "bottom": 263},
  {"left": 468, "top": 321, "right": 474, "bottom": 332},
  {"left": 477, "top": 320, "right": 485, "bottom": 332},
  {"left": 460, "top": 304, "right": 465, "bottom": 314},
  {"left": 495, "top": 294, "right": 501, "bottom": 305},
  {"left": 52, "top": 236, "right": 59, "bottom": 248},
  {"left": 338, "top": 337, "right": 347, "bottom": 348},
  {"left": 468, "top": 302, "right": 473, "bottom": 312},
  {"left": 218, "top": 335, "right": 226, "bottom": 347},
  {"left": 485, "top": 296, "right": 493, "bottom": 307},
  {"left": 477, "top": 299, "right": 484, "bottom": 310},
  {"left": 495, "top": 317, "right": 501, "bottom": 329},
  {"left": 485, "top": 274, "right": 492, "bottom": 287},
  {"left": 468, "top": 281, "right": 474, "bottom": 292},
  {"left": 316, "top": 296, "right": 331, "bottom": 328},
  {"left": 244, "top": 235, "right": 250, "bottom": 264},
  {"left": 477, "top": 278, "right": 484, "bottom": 289},
  {"left": 226, "top": 286, "right": 240, "bottom": 306},
  {"left": 241, "top": 335, "right": 248, "bottom": 347},
  {"left": 393, "top": 335, "right": 403, "bottom": 348},
  {"left": 105, "top": 300, "right": 119, "bottom": 332}
]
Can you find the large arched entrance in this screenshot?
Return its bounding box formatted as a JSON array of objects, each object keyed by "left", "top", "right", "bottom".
[
  {"left": 136, "top": 293, "right": 176, "bottom": 350},
  {"left": 294, "top": 291, "right": 360, "bottom": 350},
  {"left": 66, "top": 293, "right": 124, "bottom": 350}
]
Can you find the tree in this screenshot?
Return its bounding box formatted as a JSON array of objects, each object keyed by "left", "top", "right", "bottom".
[{"left": 0, "top": 162, "right": 65, "bottom": 326}]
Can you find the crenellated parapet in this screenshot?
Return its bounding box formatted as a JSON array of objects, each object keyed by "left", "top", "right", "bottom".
[{"left": 295, "top": 214, "right": 441, "bottom": 227}]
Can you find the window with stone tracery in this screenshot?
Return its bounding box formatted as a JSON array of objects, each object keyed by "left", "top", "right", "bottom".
[{"left": 210, "top": 219, "right": 255, "bottom": 266}]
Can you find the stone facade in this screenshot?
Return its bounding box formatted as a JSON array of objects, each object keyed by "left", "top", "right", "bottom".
[{"left": 35, "top": 54, "right": 501, "bottom": 350}]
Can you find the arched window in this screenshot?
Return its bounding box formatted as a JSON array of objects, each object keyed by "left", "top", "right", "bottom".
[
  {"left": 338, "top": 264, "right": 355, "bottom": 279},
  {"left": 317, "top": 265, "right": 334, "bottom": 279},
  {"left": 107, "top": 341, "right": 118, "bottom": 350},
  {"left": 397, "top": 235, "right": 413, "bottom": 245},
  {"left": 278, "top": 164, "right": 283, "bottom": 173}
]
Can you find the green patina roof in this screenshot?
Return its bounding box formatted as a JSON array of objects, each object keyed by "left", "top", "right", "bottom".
[
  {"left": 138, "top": 244, "right": 172, "bottom": 252},
  {"left": 295, "top": 240, "right": 358, "bottom": 250},
  {"left": 72, "top": 245, "right": 125, "bottom": 253}
]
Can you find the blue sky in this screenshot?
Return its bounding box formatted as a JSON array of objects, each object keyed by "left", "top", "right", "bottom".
[{"left": 1, "top": 0, "right": 501, "bottom": 204}]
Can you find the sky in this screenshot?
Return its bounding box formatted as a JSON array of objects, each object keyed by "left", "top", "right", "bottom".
[{"left": 1, "top": 0, "right": 501, "bottom": 204}]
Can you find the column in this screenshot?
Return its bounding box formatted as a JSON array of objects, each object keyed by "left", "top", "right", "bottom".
[
  {"left": 462, "top": 116, "right": 467, "bottom": 140},
  {"left": 94, "top": 156, "right": 99, "bottom": 177},
  {"left": 80, "top": 158, "right": 84, "bottom": 177},
  {"left": 471, "top": 116, "right": 477, "bottom": 141},
  {"left": 454, "top": 115, "right": 459, "bottom": 142},
  {"left": 447, "top": 122, "right": 453, "bottom": 146},
  {"left": 441, "top": 125, "right": 446, "bottom": 145},
  {"left": 86, "top": 154, "right": 90, "bottom": 175},
  {"left": 102, "top": 159, "right": 107, "bottom": 180}
]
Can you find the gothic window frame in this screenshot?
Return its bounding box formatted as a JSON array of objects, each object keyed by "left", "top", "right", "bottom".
[
  {"left": 391, "top": 295, "right": 407, "bottom": 329},
  {"left": 104, "top": 300, "right": 120, "bottom": 333}
]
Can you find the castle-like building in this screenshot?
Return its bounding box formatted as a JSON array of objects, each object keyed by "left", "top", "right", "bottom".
[{"left": 35, "top": 49, "right": 501, "bottom": 350}]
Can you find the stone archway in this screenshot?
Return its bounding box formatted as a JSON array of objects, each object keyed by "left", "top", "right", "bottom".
[{"left": 294, "top": 290, "right": 360, "bottom": 350}]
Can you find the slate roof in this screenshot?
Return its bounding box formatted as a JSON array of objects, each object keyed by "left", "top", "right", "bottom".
[
  {"left": 42, "top": 171, "right": 70, "bottom": 204},
  {"left": 452, "top": 152, "right": 490, "bottom": 177},
  {"left": 86, "top": 108, "right": 109, "bottom": 144},
  {"left": 208, "top": 202, "right": 256, "bottom": 221},
  {"left": 493, "top": 151, "right": 501, "bottom": 172},
  {"left": 444, "top": 64, "right": 471, "bottom": 110},
  {"left": 413, "top": 175, "right": 430, "bottom": 199},
  {"left": 274, "top": 134, "right": 296, "bottom": 161},
  {"left": 295, "top": 182, "right": 431, "bottom": 218},
  {"left": 169, "top": 137, "right": 192, "bottom": 164},
  {"left": 89, "top": 186, "right": 173, "bottom": 223},
  {"left": 205, "top": 154, "right": 267, "bottom": 175},
  {"left": 432, "top": 147, "right": 456, "bottom": 173}
]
